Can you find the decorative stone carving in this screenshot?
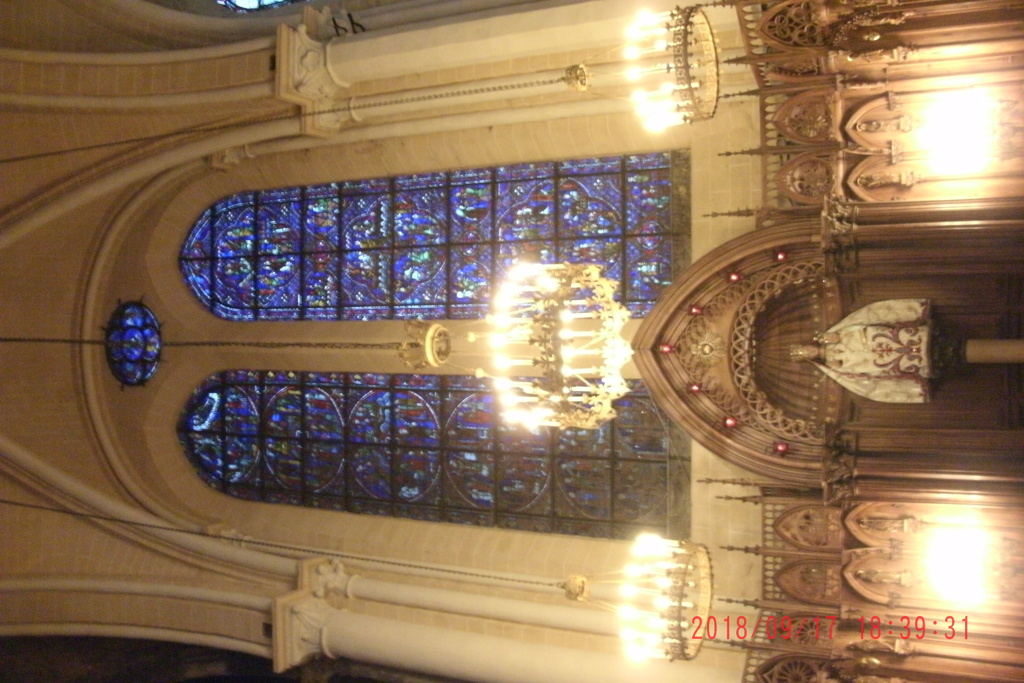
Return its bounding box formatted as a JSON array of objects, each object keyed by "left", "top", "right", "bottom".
[
  {"left": 774, "top": 505, "right": 843, "bottom": 551},
  {"left": 845, "top": 502, "right": 934, "bottom": 546},
  {"left": 731, "top": 260, "right": 829, "bottom": 442},
  {"left": 208, "top": 144, "right": 256, "bottom": 171},
  {"left": 312, "top": 558, "right": 351, "bottom": 598},
  {"left": 821, "top": 194, "right": 857, "bottom": 273},
  {"left": 208, "top": 523, "right": 256, "bottom": 547},
  {"left": 843, "top": 549, "right": 919, "bottom": 605},
  {"left": 823, "top": 451, "right": 855, "bottom": 485},
  {"left": 827, "top": 7, "right": 913, "bottom": 48},
  {"left": 775, "top": 559, "right": 843, "bottom": 605},
  {"left": 823, "top": 478, "right": 853, "bottom": 506},
  {"left": 847, "top": 637, "right": 914, "bottom": 655},
  {"left": 855, "top": 115, "right": 915, "bottom": 134},
  {"left": 847, "top": 157, "right": 923, "bottom": 202},
  {"left": 274, "top": 557, "right": 352, "bottom": 672},
  {"left": 774, "top": 90, "right": 836, "bottom": 144},
  {"left": 275, "top": 24, "right": 352, "bottom": 137},
  {"left": 758, "top": 0, "right": 827, "bottom": 50},
  {"left": 294, "top": 597, "right": 332, "bottom": 644},
  {"left": 778, "top": 153, "right": 834, "bottom": 204},
  {"left": 690, "top": 330, "right": 726, "bottom": 369},
  {"left": 856, "top": 169, "right": 920, "bottom": 190},
  {"left": 273, "top": 592, "right": 331, "bottom": 671},
  {"left": 836, "top": 44, "right": 916, "bottom": 63},
  {"left": 766, "top": 59, "right": 826, "bottom": 82},
  {"left": 755, "top": 653, "right": 831, "bottom": 683}
]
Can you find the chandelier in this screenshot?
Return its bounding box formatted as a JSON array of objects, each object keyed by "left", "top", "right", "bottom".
[
  {"left": 618, "top": 533, "right": 712, "bottom": 661},
  {"left": 483, "top": 263, "right": 633, "bottom": 430},
  {"left": 625, "top": 5, "right": 720, "bottom": 132}
]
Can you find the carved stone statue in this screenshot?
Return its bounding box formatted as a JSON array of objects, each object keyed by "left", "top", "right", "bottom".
[
  {"left": 791, "top": 299, "right": 931, "bottom": 402},
  {"left": 854, "top": 567, "right": 914, "bottom": 587}
]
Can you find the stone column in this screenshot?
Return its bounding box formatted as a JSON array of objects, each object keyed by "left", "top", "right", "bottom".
[
  {"left": 274, "top": 0, "right": 641, "bottom": 137},
  {"left": 965, "top": 339, "right": 1024, "bottom": 363},
  {"left": 273, "top": 558, "right": 738, "bottom": 682}
]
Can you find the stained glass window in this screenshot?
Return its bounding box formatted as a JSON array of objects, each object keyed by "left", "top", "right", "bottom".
[
  {"left": 215, "top": 0, "right": 298, "bottom": 11},
  {"left": 180, "top": 154, "right": 675, "bottom": 321},
  {"left": 105, "top": 301, "right": 162, "bottom": 386},
  {"left": 179, "top": 371, "right": 670, "bottom": 538},
  {"left": 178, "top": 152, "right": 686, "bottom": 538}
]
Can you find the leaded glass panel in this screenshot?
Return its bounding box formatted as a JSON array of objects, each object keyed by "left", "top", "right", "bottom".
[
  {"left": 180, "top": 373, "right": 673, "bottom": 538},
  {"left": 181, "top": 153, "right": 674, "bottom": 320},
  {"left": 178, "top": 152, "right": 685, "bottom": 538},
  {"left": 215, "top": 0, "right": 297, "bottom": 11}
]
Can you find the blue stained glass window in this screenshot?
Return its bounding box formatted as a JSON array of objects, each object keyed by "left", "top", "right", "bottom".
[
  {"left": 180, "top": 372, "right": 671, "bottom": 538},
  {"left": 178, "top": 152, "right": 684, "bottom": 538},
  {"left": 180, "top": 153, "right": 675, "bottom": 321},
  {"left": 215, "top": 0, "right": 297, "bottom": 11},
  {"left": 105, "top": 301, "right": 162, "bottom": 386}
]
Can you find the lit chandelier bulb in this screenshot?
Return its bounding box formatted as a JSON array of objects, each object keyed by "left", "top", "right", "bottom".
[
  {"left": 618, "top": 604, "right": 642, "bottom": 621},
  {"left": 653, "top": 595, "right": 673, "bottom": 610},
  {"left": 624, "top": 563, "right": 645, "bottom": 578},
  {"left": 536, "top": 274, "right": 559, "bottom": 292}
]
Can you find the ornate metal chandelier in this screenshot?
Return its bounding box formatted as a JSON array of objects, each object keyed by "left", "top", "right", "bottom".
[
  {"left": 483, "top": 263, "right": 633, "bottom": 430},
  {"left": 625, "top": 5, "right": 720, "bottom": 132},
  {"left": 618, "top": 534, "right": 713, "bottom": 661}
]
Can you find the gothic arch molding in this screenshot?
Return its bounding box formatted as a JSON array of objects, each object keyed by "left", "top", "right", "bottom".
[{"left": 634, "top": 221, "right": 840, "bottom": 485}]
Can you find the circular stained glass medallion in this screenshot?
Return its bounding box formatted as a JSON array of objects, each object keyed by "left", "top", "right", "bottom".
[{"left": 104, "top": 301, "right": 161, "bottom": 385}]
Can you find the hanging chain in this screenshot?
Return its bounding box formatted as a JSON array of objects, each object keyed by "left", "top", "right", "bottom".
[
  {"left": 163, "top": 340, "right": 403, "bottom": 350},
  {"left": 347, "top": 75, "right": 569, "bottom": 111},
  {"left": 0, "top": 338, "right": 402, "bottom": 351}
]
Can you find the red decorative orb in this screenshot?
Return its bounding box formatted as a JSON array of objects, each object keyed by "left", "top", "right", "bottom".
[
  {"left": 688, "top": 383, "right": 702, "bottom": 394},
  {"left": 688, "top": 305, "right": 704, "bottom": 315},
  {"left": 773, "top": 442, "right": 790, "bottom": 454},
  {"left": 659, "top": 343, "right": 676, "bottom": 354},
  {"left": 774, "top": 250, "right": 788, "bottom": 262},
  {"left": 723, "top": 416, "right": 739, "bottom": 428},
  {"left": 728, "top": 272, "right": 743, "bottom": 283}
]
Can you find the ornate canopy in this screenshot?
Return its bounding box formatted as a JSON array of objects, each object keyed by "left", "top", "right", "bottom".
[{"left": 633, "top": 221, "right": 845, "bottom": 485}]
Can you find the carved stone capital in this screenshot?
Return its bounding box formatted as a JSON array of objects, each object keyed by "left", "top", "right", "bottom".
[
  {"left": 847, "top": 636, "right": 914, "bottom": 656},
  {"left": 275, "top": 24, "right": 351, "bottom": 137},
  {"left": 272, "top": 558, "right": 354, "bottom": 672},
  {"left": 208, "top": 144, "right": 256, "bottom": 171},
  {"left": 823, "top": 478, "right": 854, "bottom": 506},
  {"left": 308, "top": 558, "right": 352, "bottom": 599},
  {"left": 272, "top": 591, "right": 331, "bottom": 672},
  {"left": 206, "top": 522, "right": 256, "bottom": 547}
]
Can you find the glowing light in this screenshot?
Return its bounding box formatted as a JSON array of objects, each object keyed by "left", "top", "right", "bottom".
[
  {"left": 624, "top": 6, "right": 719, "bottom": 131},
  {"left": 619, "top": 605, "right": 642, "bottom": 620},
  {"left": 917, "top": 89, "right": 1000, "bottom": 177},
  {"left": 618, "top": 534, "right": 711, "bottom": 662},
  {"left": 925, "top": 525, "right": 991, "bottom": 606}
]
